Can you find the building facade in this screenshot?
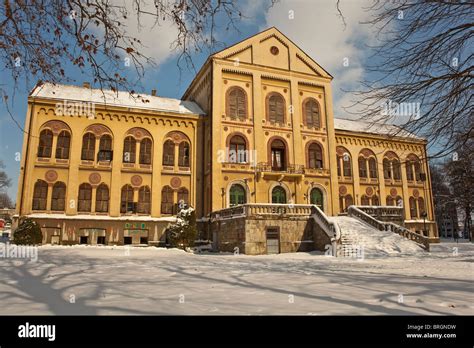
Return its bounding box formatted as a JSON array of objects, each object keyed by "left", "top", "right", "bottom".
[{"left": 15, "top": 27, "right": 438, "bottom": 248}]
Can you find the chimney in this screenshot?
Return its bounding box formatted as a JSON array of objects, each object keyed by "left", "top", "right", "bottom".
[
  {"left": 151, "top": 89, "right": 157, "bottom": 96},
  {"left": 83, "top": 82, "right": 91, "bottom": 88}
]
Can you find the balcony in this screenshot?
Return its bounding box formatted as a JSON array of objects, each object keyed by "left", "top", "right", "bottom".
[
  {"left": 221, "top": 161, "right": 254, "bottom": 172},
  {"left": 256, "top": 162, "right": 305, "bottom": 180},
  {"left": 210, "top": 204, "right": 313, "bottom": 221}
]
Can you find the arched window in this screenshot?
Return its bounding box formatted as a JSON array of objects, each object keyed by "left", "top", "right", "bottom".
[
  {"left": 393, "top": 160, "right": 401, "bottom": 180},
  {"left": 387, "top": 196, "right": 395, "bottom": 206},
  {"left": 38, "top": 129, "right": 53, "bottom": 158},
  {"left": 81, "top": 133, "right": 96, "bottom": 161},
  {"left": 267, "top": 93, "right": 285, "bottom": 124},
  {"left": 51, "top": 182, "right": 66, "bottom": 211},
  {"left": 228, "top": 135, "right": 247, "bottom": 163},
  {"left": 123, "top": 136, "right": 136, "bottom": 163},
  {"left": 308, "top": 143, "right": 323, "bottom": 169},
  {"left": 229, "top": 184, "right": 246, "bottom": 206},
  {"left": 95, "top": 184, "right": 109, "bottom": 213},
  {"left": 78, "top": 183, "right": 92, "bottom": 212},
  {"left": 178, "top": 141, "right": 190, "bottom": 167},
  {"left": 226, "top": 87, "right": 247, "bottom": 119},
  {"left": 303, "top": 98, "right": 320, "bottom": 128},
  {"left": 120, "top": 184, "right": 134, "bottom": 214},
  {"left": 161, "top": 186, "right": 174, "bottom": 214},
  {"left": 270, "top": 139, "right": 286, "bottom": 171},
  {"left": 32, "top": 180, "right": 48, "bottom": 210},
  {"left": 163, "top": 140, "right": 175, "bottom": 166},
  {"left": 368, "top": 158, "right": 377, "bottom": 178},
  {"left": 178, "top": 187, "right": 189, "bottom": 206},
  {"left": 406, "top": 161, "right": 414, "bottom": 181},
  {"left": 139, "top": 138, "right": 152, "bottom": 165},
  {"left": 383, "top": 159, "right": 391, "bottom": 179},
  {"left": 137, "top": 186, "right": 151, "bottom": 214},
  {"left": 418, "top": 197, "right": 425, "bottom": 216},
  {"left": 344, "top": 195, "right": 353, "bottom": 212},
  {"left": 414, "top": 161, "right": 422, "bottom": 181},
  {"left": 98, "top": 134, "right": 113, "bottom": 161},
  {"left": 310, "top": 188, "right": 324, "bottom": 211},
  {"left": 409, "top": 197, "right": 418, "bottom": 219},
  {"left": 342, "top": 154, "right": 351, "bottom": 177},
  {"left": 372, "top": 195, "right": 379, "bottom": 206},
  {"left": 271, "top": 186, "right": 287, "bottom": 204},
  {"left": 55, "top": 131, "right": 70, "bottom": 159},
  {"left": 361, "top": 195, "right": 370, "bottom": 205},
  {"left": 358, "top": 157, "right": 367, "bottom": 178}
]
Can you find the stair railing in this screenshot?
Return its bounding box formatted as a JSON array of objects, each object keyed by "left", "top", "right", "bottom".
[{"left": 348, "top": 205, "right": 430, "bottom": 251}]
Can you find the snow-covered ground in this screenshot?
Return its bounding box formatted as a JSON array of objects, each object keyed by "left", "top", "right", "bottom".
[{"left": 0, "top": 243, "right": 472, "bottom": 315}]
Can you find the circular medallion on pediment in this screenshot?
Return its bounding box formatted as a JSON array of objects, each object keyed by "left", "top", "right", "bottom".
[
  {"left": 131, "top": 175, "right": 143, "bottom": 187},
  {"left": 170, "top": 177, "right": 181, "bottom": 189},
  {"left": 45, "top": 170, "right": 58, "bottom": 183},
  {"left": 89, "top": 172, "right": 101, "bottom": 185},
  {"left": 339, "top": 186, "right": 347, "bottom": 195}
]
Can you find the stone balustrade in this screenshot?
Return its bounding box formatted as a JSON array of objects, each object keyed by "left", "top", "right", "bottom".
[
  {"left": 348, "top": 205, "right": 430, "bottom": 250},
  {"left": 311, "top": 205, "right": 339, "bottom": 239},
  {"left": 356, "top": 205, "right": 404, "bottom": 225},
  {"left": 210, "top": 204, "right": 313, "bottom": 221}
]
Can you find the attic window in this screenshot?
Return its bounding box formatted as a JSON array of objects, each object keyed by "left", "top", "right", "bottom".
[{"left": 270, "top": 46, "right": 279, "bottom": 55}]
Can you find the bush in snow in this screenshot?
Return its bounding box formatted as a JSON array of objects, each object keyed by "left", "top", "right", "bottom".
[
  {"left": 167, "top": 206, "right": 197, "bottom": 251},
  {"left": 13, "top": 218, "right": 42, "bottom": 245}
]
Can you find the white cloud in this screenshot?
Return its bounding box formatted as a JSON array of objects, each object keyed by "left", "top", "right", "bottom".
[
  {"left": 111, "top": 0, "right": 179, "bottom": 65},
  {"left": 262, "top": 0, "right": 375, "bottom": 118}
]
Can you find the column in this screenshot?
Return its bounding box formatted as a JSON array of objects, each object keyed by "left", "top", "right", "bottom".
[
  {"left": 109, "top": 133, "right": 123, "bottom": 217},
  {"left": 151, "top": 136, "right": 161, "bottom": 217},
  {"left": 252, "top": 72, "right": 264, "bottom": 204},
  {"left": 65, "top": 126, "right": 82, "bottom": 215},
  {"left": 323, "top": 83, "right": 339, "bottom": 216},
  {"left": 290, "top": 79, "right": 304, "bottom": 204},
  {"left": 91, "top": 186, "right": 97, "bottom": 213},
  {"left": 51, "top": 135, "right": 58, "bottom": 161},
  {"left": 352, "top": 153, "right": 360, "bottom": 205},
  {"left": 46, "top": 184, "right": 52, "bottom": 211},
  {"left": 377, "top": 155, "right": 387, "bottom": 208},
  {"left": 400, "top": 160, "right": 410, "bottom": 221}
]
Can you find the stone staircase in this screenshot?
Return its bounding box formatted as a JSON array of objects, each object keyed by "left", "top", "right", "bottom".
[{"left": 332, "top": 216, "right": 425, "bottom": 257}]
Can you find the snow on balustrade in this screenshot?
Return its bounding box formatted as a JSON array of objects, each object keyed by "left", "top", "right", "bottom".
[{"left": 210, "top": 204, "right": 313, "bottom": 220}]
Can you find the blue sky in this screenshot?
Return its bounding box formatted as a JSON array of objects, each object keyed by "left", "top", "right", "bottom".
[{"left": 0, "top": 0, "right": 389, "bottom": 203}]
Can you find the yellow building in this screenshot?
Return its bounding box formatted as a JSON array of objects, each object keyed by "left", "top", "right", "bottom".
[{"left": 15, "top": 27, "right": 438, "bottom": 248}]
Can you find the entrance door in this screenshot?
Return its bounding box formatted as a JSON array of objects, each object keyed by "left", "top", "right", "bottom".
[{"left": 266, "top": 227, "right": 280, "bottom": 254}]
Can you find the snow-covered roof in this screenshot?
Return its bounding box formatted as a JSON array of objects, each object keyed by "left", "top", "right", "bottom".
[
  {"left": 334, "top": 118, "right": 422, "bottom": 140},
  {"left": 26, "top": 213, "right": 177, "bottom": 223},
  {"left": 30, "top": 82, "right": 205, "bottom": 115}
]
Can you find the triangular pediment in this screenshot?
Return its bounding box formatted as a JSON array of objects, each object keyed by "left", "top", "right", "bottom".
[{"left": 212, "top": 27, "right": 332, "bottom": 79}]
